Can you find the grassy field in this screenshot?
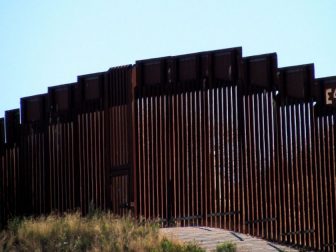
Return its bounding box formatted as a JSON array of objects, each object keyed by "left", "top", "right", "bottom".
[{"left": 0, "top": 212, "right": 205, "bottom": 252}]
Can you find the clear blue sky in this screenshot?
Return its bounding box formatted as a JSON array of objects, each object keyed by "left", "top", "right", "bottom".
[{"left": 0, "top": 0, "right": 335, "bottom": 117}]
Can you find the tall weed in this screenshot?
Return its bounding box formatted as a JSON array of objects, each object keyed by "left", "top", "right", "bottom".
[{"left": 0, "top": 212, "right": 203, "bottom": 252}]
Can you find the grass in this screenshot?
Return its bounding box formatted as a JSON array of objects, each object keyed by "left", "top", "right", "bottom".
[
  {"left": 216, "top": 241, "right": 237, "bottom": 252},
  {"left": 0, "top": 212, "right": 204, "bottom": 252}
]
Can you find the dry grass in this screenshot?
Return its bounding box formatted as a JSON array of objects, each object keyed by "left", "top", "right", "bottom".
[{"left": 0, "top": 212, "right": 204, "bottom": 252}]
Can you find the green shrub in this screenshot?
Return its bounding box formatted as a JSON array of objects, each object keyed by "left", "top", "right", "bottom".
[
  {"left": 159, "top": 238, "right": 205, "bottom": 252},
  {"left": 216, "top": 241, "right": 237, "bottom": 252}
]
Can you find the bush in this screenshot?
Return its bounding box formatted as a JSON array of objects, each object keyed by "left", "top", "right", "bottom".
[
  {"left": 216, "top": 241, "right": 237, "bottom": 252},
  {"left": 0, "top": 212, "right": 204, "bottom": 252},
  {"left": 159, "top": 238, "right": 205, "bottom": 252}
]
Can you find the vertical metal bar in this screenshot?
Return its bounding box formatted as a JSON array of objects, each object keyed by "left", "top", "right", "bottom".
[
  {"left": 252, "top": 94, "right": 258, "bottom": 236},
  {"left": 331, "top": 115, "right": 336, "bottom": 251},
  {"left": 292, "top": 105, "right": 299, "bottom": 245},
  {"left": 197, "top": 90, "right": 202, "bottom": 227},
  {"left": 153, "top": 95, "right": 159, "bottom": 219},
  {"left": 191, "top": 90, "right": 198, "bottom": 226},
  {"left": 201, "top": 87, "right": 207, "bottom": 226},
  {"left": 282, "top": 106, "right": 289, "bottom": 243},
  {"left": 214, "top": 88, "right": 220, "bottom": 228},
  {"left": 219, "top": 87, "right": 225, "bottom": 229},
  {"left": 263, "top": 92, "right": 270, "bottom": 239},
  {"left": 173, "top": 92, "right": 179, "bottom": 223},
  {"left": 258, "top": 93, "right": 265, "bottom": 238},
  {"left": 188, "top": 91, "right": 194, "bottom": 227},
  {"left": 144, "top": 96, "right": 149, "bottom": 218},
  {"left": 306, "top": 104, "right": 314, "bottom": 248},
  {"left": 326, "top": 116, "right": 333, "bottom": 249},
  {"left": 209, "top": 88, "right": 214, "bottom": 227},
  {"left": 148, "top": 95, "right": 153, "bottom": 218}
]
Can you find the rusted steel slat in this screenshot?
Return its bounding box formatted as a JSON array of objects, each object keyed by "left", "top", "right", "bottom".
[
  {"left": 143, "top": 97, "right": 148, "bottom": 218},
  {"left": 292, "top": 105, "right": 299, "bottom": 245},
  {"left": 207, "top": 89, "right": 213, "bottom": 227},
  {"left": 159, "top": 94, "right": 165, "bottom": 221},
  {"left": 201, "top": 88, "right": 206, "bottom": 226},
  {"left": 264, "top": 93, "right": 271, "bottom": 239},
  {"left": 61, "top": 123, "right": 65, "bottom": 212},
  {"left": 297, "top": 105, "right": 304, "bottom": 246},
  {"left": 157, "top": 95, "right": 163, "bottom": 220},
  {"left": 280, "top": 106, "right": 288, "bottom": 243},
  {"left": 306, "top": 104, "right": 315, "bottom": 248},
  {"left": 300, "top": 104, "right": 308, "bottom": 247},
  {"left": 152, "top": 96, "right": 158, "bottom": 218},
  {"left": 251, "top": 94, "right": 258, "bottom": 236},
  {"left": 325, "top": 116, "right": 333, "bottom": 249},
  {"left": 87, "top": 114, "right": 91, "bottom": 213},
  {"left": 311, "top": 107, "right": 320, "bottom": 250},
  {"left": 331, "top": 115, "right": 336, "bottom": 251},
  {"left": 195, "top": 90, "right": 202, "bottom": 227},
  {"left": 234, "top": 86, "right": 241, "bottom": 233},
  {"left": 188, "top": 91, "right": 194, "bottom": 227},
  {"left": 270, "top": 92, "right": 278, "bottom": 241},
  {"left": 213, "top": 89, "right": 219, "bottom": 228},
  {"left": 286, "top": 105, "right": 293, "bottom": 244},
  {"left": 323, "top": 116, "right": 330, "bottom": 249},
  {"left": 254, "top": 93, "right": 260, "bottom": 237},
  {"left": 168, "top": 86, "right": 174, "bottom": 225},
  {"left": 151, "top": 96, "right": 156, "bottom": 218},
  {"left": 98, "top": 113, "right": 102, "bottom": 208},
  {"left": 172, "top": 92, "right": 178, "bottom": 223},
  {"left": 148, "top": 95, "right": 153, "bottom": 218},
  {"left": 180, "top": 91, "right": 185, "bottom": 226},
  {"left": 93, "top": 113, "right": 97, "bottom": 208},
  {"left": 223, "top": 88, "right": 229, "bottom": 229},
  {"left": 90, "top": 113, "right": 94, "bottom": 208},
  {"left": 218, "top": 88, "right": 225, "bottom": 229},
  {"left": 147, "top": 96, "right": 152, "bottom": 218},
  {"left": 288, "top": 106, "right": 295, "bottom": 244},
  {"left": 177, "top": 92, "right": 183, "bottom": 224},
  {"left": 248, "top": 94, "right": 255, "bottom": 235},
  {"left": 259, "top": 93, "right": 266, "bottom": 238},
  {"left": 315, "top": 117, "right": 323, "bottom": 249},
  {"left": 80, "top": 115, "right": 84, "bottom": 213},
  {"left": 191, "top": 91, "right": 198, "bottom": 226},
  {"left": 318, "top": 118, "right": 327, "bottom": 248},
  {"left": 139, "top": 98, "right": 145, "bottom": 217},
  {"left": 303, "top": 105, "right": 311, "bottom": 247},
  {"left": 244, "top": 95, "right": 250, "bottom": 234}
]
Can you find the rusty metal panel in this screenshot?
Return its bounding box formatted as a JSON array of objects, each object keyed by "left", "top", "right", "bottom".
[
  {"left": 0, "top": 147, "right": 20, "bottom": 226},
  {"left": 315, "top": 114, "right": 336, "bottom": 250},
  {"left": 5, "top": 109, "right": 20, "bottom": 144},
  {"left": 55, "top": 87, "right": 70, "bottom": 111},
  {"left": 278, "top": 64, "right": 314, "bottom": 102},
  {"left": 243, "top": 53, "right": 277, "bottom": 90},
  {"left": 176, "top": 54, "right": 199, "bottom": 82},
  {"left": 0, "top": 118, "right": 4, "bottom": 148},
  {"left": 104, "top": 66, "right": 132, "bottom": 107},
  {"left": 84, "top": 77, "right": 100, "bottom": 100},
  {"left": 21, "top": 94, "right": 47, "bottom": 124},
  {"left": 77, "top": 111, "right": 107, "bottom": 214},
  {"left": 212, "top": 47, "right": 242, "bottom": 82},
  {"left": 48, "top": 83, "right": 75, "bottom": 114},
  {"left": 48, "top": 121, "right": 77, "bottom": 213},
  {"left": 110, "top": 175, "right": 129, "bottom": 215},
  {"left": 136, "top": 57, "right": 169, "bottom": 86},
  {"left": 76, "top": 72, "right": 105, "bottom": 111}
]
